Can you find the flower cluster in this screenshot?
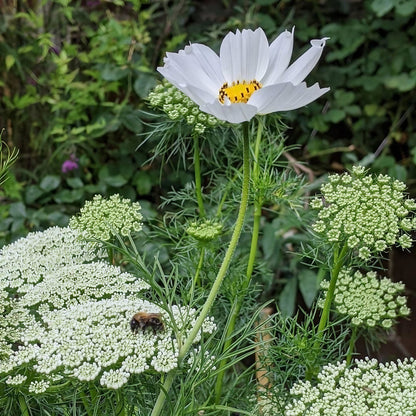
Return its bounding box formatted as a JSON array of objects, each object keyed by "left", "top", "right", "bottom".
[
  {"left": 0, "top": 226, "right": 99, "bottom": 289},
  {"left": 0, "top": 225, "right": 217, "bottom": 393},
  {"left": 0, "top": 299, "right": 216, "bottom": 391},
  {"left": 18, "top": 261, "right": 150, "bottom": 311},
  {"left": 186, "top": 219, "right": 223, "bottom": 242},
  {"left": 0, "top": 226, "right": 149, "bottom": 356},
  {"left": 285, "top": 358, "right": 416, "bottom": 415},
  {"left": 319, "top": 268, "right": 410, "bottom": 329},
  {"left": 69, "top": 194, "right": 143, "bottom": 241},
  {"left": 311, "top": 166, "right": 416, "bottom": 260},
  {"left": 148, "top": 80, "right": 222, "bottom": 134}
]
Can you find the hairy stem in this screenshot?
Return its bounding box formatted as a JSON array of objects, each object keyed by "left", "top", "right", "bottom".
[
  {"left": 346, "top": 325, "right": 358, "bottom": 365},
  {"left": 317, "top": 243, "right": 349, "bottom": 333},
  {"left": 151, "top": 122, "right": 251, "bottom": 416},
  {"left": 214, "top": 119, "right": 264, "bottom": 402},
  {"left": 192, "top": 246, "right": 205, "bottom": 289}
]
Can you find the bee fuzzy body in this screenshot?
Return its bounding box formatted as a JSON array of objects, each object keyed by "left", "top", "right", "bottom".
[{"left": 130, "top": 312, "right": 164, "bottom": 335}]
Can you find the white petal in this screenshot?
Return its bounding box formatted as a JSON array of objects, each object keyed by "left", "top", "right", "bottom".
[
  {"left": 220, "top": 28, "right": 269, "bottom": 83},
  {"left": 158, "top": 43, "right": 223, "bottom": 98},
  {"left": 279, "top": 37, "right": 329, "bottom": 85},
  {"left": 175, "top": 84, "right": 220, "bottom": 108},
  {"left": 248, "top": 82, "right": 329, "bottom": 113},
  {"left": 261, "top": 27, "right": 294, "bottom": 86},
  {"left": 200, "top": 101, "right": 258, "bottom": 124}
]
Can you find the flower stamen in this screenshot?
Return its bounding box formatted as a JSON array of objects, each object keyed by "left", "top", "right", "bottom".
[{"left": 218, "top": 80, "right": 262, "bottom": 104}]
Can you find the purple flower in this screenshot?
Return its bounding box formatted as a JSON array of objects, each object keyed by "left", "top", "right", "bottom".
[
  {"left": 26, "top": 77, "right": 37, "bottom": 86},
  {"left": 61, "top": 155, "right": 79, "bottom": 173},
  {"left": 49, "top": 45, "right": 61, "bottom": 55},
  {"left": 86, "top": 0, "right": 100, "bottom": 8}
]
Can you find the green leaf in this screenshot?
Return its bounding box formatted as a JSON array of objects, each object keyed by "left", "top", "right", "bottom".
[
  {"left": 120, "top": 109, "right": 143, "bottom": 133},
  {"left": 308, "top": 115, "right": 329, "bottom": 132},
  {"left": 298, "top": 270, "right": 319, "bottom": 308},
  {"left": 53, "top": 189, "right": 83, "bottom": 203},
  {"left": 66, "top": 177, "right": 84, "bottom": 189},
  {"left": 6, "top": 55, "right": 15, "bottom": 70},
  {"left": 324, "top": 109, "right": 346, "bottom": 123},
  {"left": 138, "top": 200, "right": 158, "bottom": 220},
  {"left": 25, "top": 185, "right": 44, "bottom": 204},
  {"left": 370, "top": 0, "right": 394, "bottom": 16},
  {"left": 383, "top": 73, "right": 416, "bottom": 92},
  {"left": 334, "top": 90, "right": 355, "bottom": 106},
  {"left": 344, "top": 105, "right": 362, "bottom": 117},
  {"left": 388, "top": 164, "right": 407, "bottom": 181},
  {"left": 133, "top": 74, "right": 157, "bottom": 99},
  {"left": 99, "top": 64, "right": 129, "bottom": 81},
  {"left": 278, "top": 277, "right": 297, "bottom": 317},
  {"left": 133, "top": 171, "right": 152, "bottom": 195},
  {"left": 9, "top": 202, "right": 26, "bottom": 218},
  {"left": 39, "top": 175, "right": 61, "bottom": 192},
  {"left": 395, "top": 0, "right": 416, "bottom": 16},
  {"left": 98, "top": 165, "right": 128, "bottom": 188}
]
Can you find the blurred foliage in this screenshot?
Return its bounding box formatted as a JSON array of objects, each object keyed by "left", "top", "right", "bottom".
[{"left": 0, "top": 0, "right": 415, "bottom": 250}]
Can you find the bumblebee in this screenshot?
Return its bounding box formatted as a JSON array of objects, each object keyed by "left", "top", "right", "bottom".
[{"left": 130, "top": 312, "right": 164, "bottom": 335}]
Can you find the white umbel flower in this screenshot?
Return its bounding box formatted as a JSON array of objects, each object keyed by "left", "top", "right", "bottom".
[{"left": 158, "top": 27, "right": 329, "bottom": 123}]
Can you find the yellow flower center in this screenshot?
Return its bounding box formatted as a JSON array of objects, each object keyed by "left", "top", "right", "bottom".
[{"left": 218, "top": 80, "right": 262, "bottom": 104}]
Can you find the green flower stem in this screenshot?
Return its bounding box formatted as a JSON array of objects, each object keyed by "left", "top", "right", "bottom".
[
  {"left": 317, "top": 243, "right": 349, "bottom": 333},
  {"left": 151, "top": 122, "right": 251, "bottom": 416},
  {"left": 79, "top": 388, "right": 93, "bottom": 416},
  {"left": 115, "top": 390, "right": 127, "bottom": 416},
  {"left": 346, "top": 325, "right": 358, "bottom": 365},
  {"left": 192, "top": 246, "right": 205, "bottom": 288},
  {"left": 193, "top": 134, "right": 206, "bottom": 218},
  {"left": 214, "top": 119, "right": 264, "bottom": 403},
  {"left": 18, "top": 395, "right": 30, "bottom": 416}
]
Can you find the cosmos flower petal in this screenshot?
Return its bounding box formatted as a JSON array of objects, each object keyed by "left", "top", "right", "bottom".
[
  {"left": 249, "top": 82, "right": 330, "bottom": 113},
  {"left": 261, "top": 27, "right": 294, "bottom": 85},
  {"left": 158, "top": 43, "right": 223, "bottom": 97},
  {"left": 181, "top": 84, "right": 223, "bottom": 108},
  {"left": 158, "top": 28, "right": 329, "bottom": 123},
  {"left": 279, "top": 37, "right": 329, "bottom": 85},
  {"left": 200, "top": 100, "right": 258, "bottom": 123},
  {"left": 220, "top": 28, "right": 269, "bottom": 83}
]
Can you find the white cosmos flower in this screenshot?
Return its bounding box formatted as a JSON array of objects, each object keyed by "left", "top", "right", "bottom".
[{"left": 158, "top": 27, "right": 330, "bottom": 124}]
